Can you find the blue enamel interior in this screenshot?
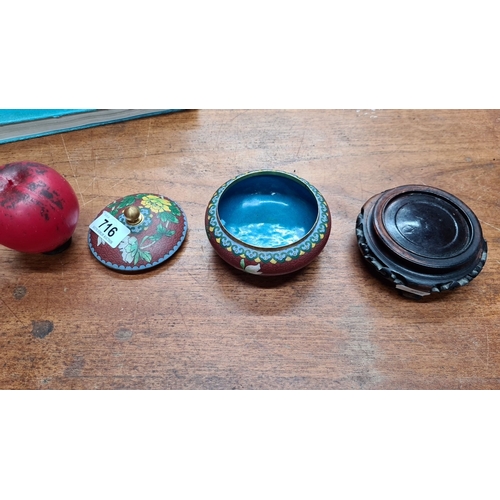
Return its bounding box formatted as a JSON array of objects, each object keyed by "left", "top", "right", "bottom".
[{"left": 217, "top": 173, "right": 319, "bottom": 248}]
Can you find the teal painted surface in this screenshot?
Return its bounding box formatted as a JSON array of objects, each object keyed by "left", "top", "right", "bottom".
[
  {"left": 0, "top": 109, "right": 92, "bottom": 125},
  {"left": 0, "top": 109, "right": 181, "bottom": 144}
]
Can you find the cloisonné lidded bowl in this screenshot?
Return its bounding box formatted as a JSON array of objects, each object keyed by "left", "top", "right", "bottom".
[{"left": 205, "top": 170, "right": 331, "bottom": 276}]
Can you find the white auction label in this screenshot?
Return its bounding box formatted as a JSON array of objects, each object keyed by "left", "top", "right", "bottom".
[{"left": 89, "top": 211, "right": 130, "bottom": 248}]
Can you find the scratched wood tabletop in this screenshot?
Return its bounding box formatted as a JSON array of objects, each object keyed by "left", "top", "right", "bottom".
[{"left": 1, "top": 109, "right": 499, "bottom": 389}]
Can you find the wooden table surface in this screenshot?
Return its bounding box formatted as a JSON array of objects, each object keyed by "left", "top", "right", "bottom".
[{"left": 1, "top": 109, "right": 499, "bottom": 390}]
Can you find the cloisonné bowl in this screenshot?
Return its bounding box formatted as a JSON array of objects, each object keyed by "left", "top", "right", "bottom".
[{"left": 205, "top": 170, "right": 331, "bottom": 276}]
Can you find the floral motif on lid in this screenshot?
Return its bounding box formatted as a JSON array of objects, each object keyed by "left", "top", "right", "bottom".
[{"left": 88, "top": 193, "right": 187, "bottom": 272}]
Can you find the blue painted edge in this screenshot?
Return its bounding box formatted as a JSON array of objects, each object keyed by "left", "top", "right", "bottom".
[
  {"left": 0, "top": 109, "right": 93, "bottom": 125},
  {"left": 0, "top": 109, "right": 183, "bottom": 145}
]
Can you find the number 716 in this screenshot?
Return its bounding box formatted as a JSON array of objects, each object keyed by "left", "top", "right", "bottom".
[{"left": 99, "top": 219, "right": 118, "bottom": 237}]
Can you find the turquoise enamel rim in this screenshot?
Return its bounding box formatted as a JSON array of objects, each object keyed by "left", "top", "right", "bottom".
[{"left": 206, "top": 170, "right": 330, "bottom": 265}]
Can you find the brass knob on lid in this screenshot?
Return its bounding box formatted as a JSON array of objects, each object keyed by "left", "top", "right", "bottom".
[{"left": 124, "top": 205, "right": 143, "bottom": 226}]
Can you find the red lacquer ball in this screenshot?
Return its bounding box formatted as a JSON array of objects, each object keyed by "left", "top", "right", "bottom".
[{"left": 0, "top": 161, "right": 80, "bottom": 253}]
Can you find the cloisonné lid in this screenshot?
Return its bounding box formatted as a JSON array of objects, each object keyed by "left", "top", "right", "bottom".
[
  {"left": 356, "top": 185, "right": 487, "bottom": 298},
  {"left": 88, "top": 193, "right": 187, "bottom": 272}
]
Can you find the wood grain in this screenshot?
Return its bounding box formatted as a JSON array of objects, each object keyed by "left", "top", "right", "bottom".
[{"left": 1, "top": 109, "right": 499, "bottom": 389}]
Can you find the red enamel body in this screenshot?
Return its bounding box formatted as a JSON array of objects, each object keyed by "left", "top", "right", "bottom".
[{"left": 0, "top": 161, "right": 80, "bottom": 253}]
